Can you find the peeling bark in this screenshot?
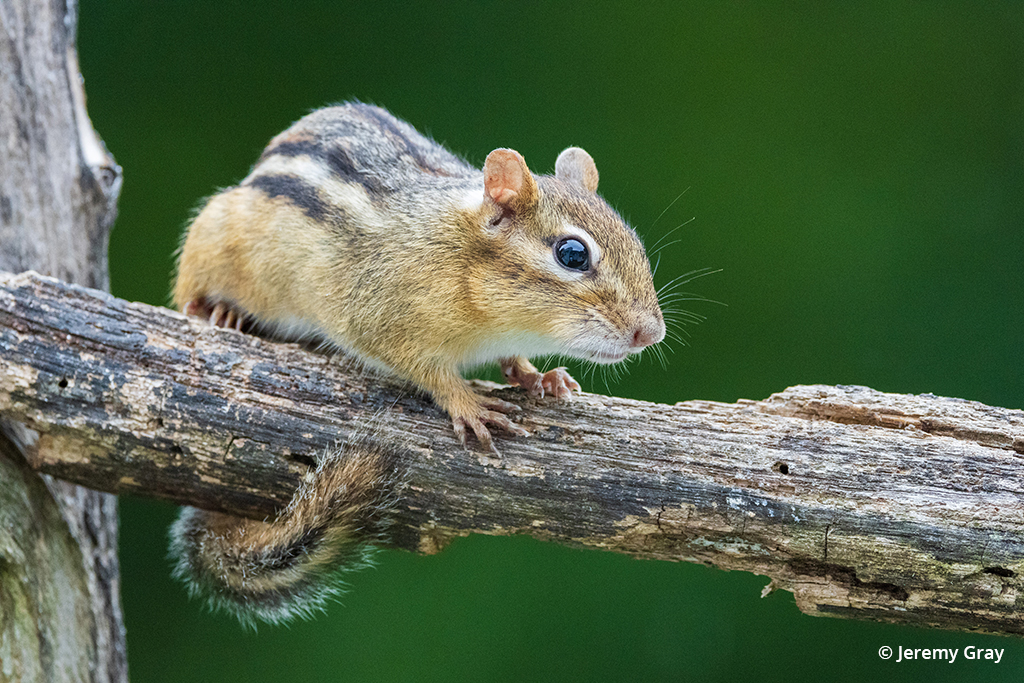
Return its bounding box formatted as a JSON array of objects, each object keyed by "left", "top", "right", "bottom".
[{"left": 1, "top": 271, "right": 1022, "bottom": 637}]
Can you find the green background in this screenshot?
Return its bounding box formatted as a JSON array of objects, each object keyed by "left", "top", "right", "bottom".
[{"left": 78, "top": 1, "right": 1023, "bottom": 681}]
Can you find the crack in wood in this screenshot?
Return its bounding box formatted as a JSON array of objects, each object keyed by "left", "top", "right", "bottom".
[{"left": 788, "top": 558, "right": 910, "bottom": 603}]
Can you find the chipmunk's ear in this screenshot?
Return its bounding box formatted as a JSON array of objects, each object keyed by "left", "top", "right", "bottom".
[
  {"left": 484, "top": 149, "right": 539, "bottom": 210},
  {"left": 555, "top": 147, "right": 599, "bottom": 192}
]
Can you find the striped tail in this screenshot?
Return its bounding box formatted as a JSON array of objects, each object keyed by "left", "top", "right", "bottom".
[{"left": 169, "top": 437, "right": 401, "bottom": 627}]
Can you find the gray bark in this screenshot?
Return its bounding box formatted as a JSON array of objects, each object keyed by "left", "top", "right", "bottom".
[
  {"left": 0, "top": 0, "right": 126, "bottom": 680},
  {"left": 2, "top": 272, "right": 1022, "bottom": 637}
]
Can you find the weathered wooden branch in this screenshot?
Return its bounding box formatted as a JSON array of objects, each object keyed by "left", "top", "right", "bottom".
[{"left": 2, "top": 271, "right": 1023, "bottom": 637}]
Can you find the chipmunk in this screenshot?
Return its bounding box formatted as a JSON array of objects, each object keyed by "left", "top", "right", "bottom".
[{"left": 170, "top": 102, "right": 665, "bottom": 624}]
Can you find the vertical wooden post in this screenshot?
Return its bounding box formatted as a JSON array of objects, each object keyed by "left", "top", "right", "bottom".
[{"left": 0, "top": 0, "right": 127, "bottom": 680}]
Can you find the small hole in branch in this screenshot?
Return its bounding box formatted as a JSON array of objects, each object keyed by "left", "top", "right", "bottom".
[{"left": 983, "top": 566, "right": 1015, "bottom": 578}]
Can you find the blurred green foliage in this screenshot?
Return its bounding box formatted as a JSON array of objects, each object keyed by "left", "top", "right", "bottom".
[{"left": 78, "top": 1, "right": 1022, "bottom": 681}]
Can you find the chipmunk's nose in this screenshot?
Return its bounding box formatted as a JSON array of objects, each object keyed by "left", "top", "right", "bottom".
[{"left": 630, "top": 314, "right": 666, "bottom": 350}]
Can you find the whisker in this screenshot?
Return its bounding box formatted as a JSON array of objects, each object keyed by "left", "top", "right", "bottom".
[
  {"left": 661, "top": 265, "right": 721, "bottom": 284},
  {"left": 649, "top": 216, "right": 697, "bottom": 256},
  {"left": 650, "top": 344, "right": 670, "bottom": 368},
  {"left": 658, "top": 289, "right": 726, "bottom": 305},
  {"left": 659, "top": 290, "right": 723, "bottom": 303},
  {"left": 648, "top": 187, "right": 691, "bottom": 236},
  {"left": 662, "top": 324, "right": 688, "bottom": 341},
  {"left": 664, "top": 316, "right": 705, "bottom": 329},
  {"left": 662, "top": 304, "right": 709, "bottom": 317},
  {"left": 656, "top": 267, "right": 722, "bottom": 296},
  {"left": 651, "top": 238, "right": 684, "bottom": 257}
]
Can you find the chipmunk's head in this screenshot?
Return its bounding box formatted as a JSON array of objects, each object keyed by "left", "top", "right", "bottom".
[{"left": 474, "top": 146, "right": 664, "bottom": 365}]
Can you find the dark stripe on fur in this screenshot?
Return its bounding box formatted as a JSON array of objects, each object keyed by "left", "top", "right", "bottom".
[
  {"left": 259, "top": 526, "right": 327, "bottom": 572},
  {"left": 261, "top": 139, "right": 390, "bottom": 195},
  {"left": 248, "top": 174, "right": 330, "bottom": 221}
]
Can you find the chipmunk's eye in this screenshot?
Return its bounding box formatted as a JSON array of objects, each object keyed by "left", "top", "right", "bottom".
[{"left": 554, "top": 237, "right": 590, "bottom": 271}]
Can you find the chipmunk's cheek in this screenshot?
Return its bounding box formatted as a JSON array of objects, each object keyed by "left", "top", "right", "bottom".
[{"left": 549, "top": 311, "right": 634, "bottom": 365}]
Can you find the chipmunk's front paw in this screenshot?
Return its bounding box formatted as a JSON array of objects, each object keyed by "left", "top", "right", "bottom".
[
  {"left": 451, "top": 396, "right": 529, "bottom": 455},
  {"left": 537, "top": 367, "right": 581, "bottom": 399},
  {"left": 503, "top": 360, "right": 581, "bottom": 400}
]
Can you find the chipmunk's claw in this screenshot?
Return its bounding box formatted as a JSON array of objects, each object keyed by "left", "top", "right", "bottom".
[
  {"left": 184, "top": 297, "right": 248, "bottom": 331},
  {"left": 539, "top": 367, "right": 581, "bottom": 400},
  {"left": 451, "top": 397, "right": 529, "bottom": 455}
]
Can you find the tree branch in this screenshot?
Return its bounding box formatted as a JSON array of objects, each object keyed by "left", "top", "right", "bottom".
[{"left": 2, "top": 270, "right": 1023, "bottom": 636}]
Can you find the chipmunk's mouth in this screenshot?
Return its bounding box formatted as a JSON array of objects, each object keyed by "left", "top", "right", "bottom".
[{"left": 583, "top": 349, "right": 629, "bottom": 364}]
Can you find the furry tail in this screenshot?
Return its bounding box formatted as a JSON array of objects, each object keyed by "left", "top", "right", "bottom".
[{"left": 169, "top": 438, "right": 400, "bottom": 626}]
